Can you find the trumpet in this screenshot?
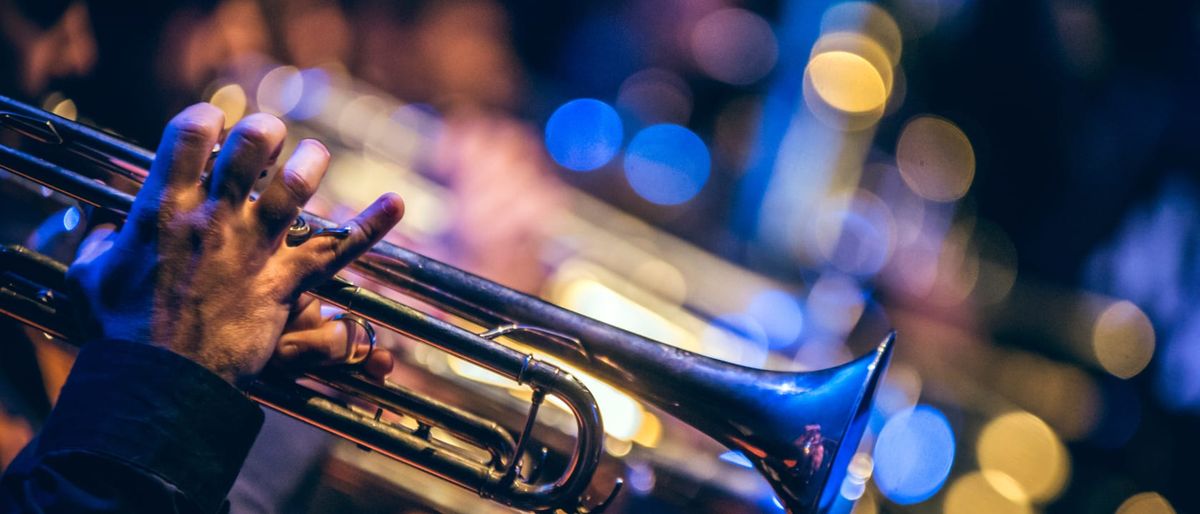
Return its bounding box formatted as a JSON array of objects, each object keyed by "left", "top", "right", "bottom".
[{"left": 0, "top": 95, "right": 894, "bottom": 514}]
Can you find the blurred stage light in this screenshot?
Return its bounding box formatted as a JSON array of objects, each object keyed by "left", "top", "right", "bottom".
[
  {"left": 1092, "top": 300, "right": 1155, "bottom": 379},
  {"left": 874, "top": 362, "right": 922, "bottom": 417},
  {"left": 208, "top": 84, "right": 247, "bottom": 129},
  {"left": 840, "top": 452, "right": 875, "bottom": 501},
  {"left": 624, "top": 124, "right": 711, "bottom": 205},
  {"left": 820, "top": 2, "right": 903, "bottom": 65},
  {"left": 629, "top": 258, "right": 688, "bottom": 304},
  {"left": 544, "top": 98, "right": 624, "bottom": 172},
  {"left": 977, "top": 411, "right": 1070, "bottom": 503},
  {"left": 943, "top": 471, "right": 1034, "bottom": 514},
  {"left": 802, "top": 29, "right": 895, "bottom": 131},
  {"left": 873, "top": 404, "right": 955, "bottom": 504},
  {"left": 807, "top": 272, "right": 866, "bottom": 335},
  {"left": 50, "top": 97, "right": 77, "bottom": 121},
  {"left": 814, "top": 189, "right": 896, "bottom": 276},
  {"left": 702, "top": 313, "right": 770, "bottom": 367},
  {"left": 690, "top": 8, "right": 779, "bottom": 85},
  {"left": 289, "top": 67, "right": 332, "bottom": 120},
  {"left": 745, "top": 289, "right": 805, "bottom": 348},
  {"left": 806, "top": 51, "right": 888, "bottom": 114},
  {"left": 895, "top": 116, "right": 976, "bottom": 202},
  {"left": 256, "top": 65, "right": 302, "bottom": 116},
  {"left": 1116, "top": 492, "right": 1177, "bottom": 514},
  {"left": 62, "top": 206, "right": 81, "bottom": 232},
  {"left": 617, "top": 68, "right": 693, "bottom": 126}
]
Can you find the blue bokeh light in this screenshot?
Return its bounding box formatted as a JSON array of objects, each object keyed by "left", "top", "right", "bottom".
[
  {"left": 544, "top": 99, "right": 623, "bottom": 171},
  {"left": 62, "top": 206, "right": 81, "bottom": 232},
  {"left": 288, "top": 68, "right": 331, "bottom": 120},
  {"left": 745, "top": 289, "right": 805, "bottom": 348},
  {"left": 624, "top": 124, "right": 710, "bottom": 205},
  {"left": 873, "top": 405, "right": 956, "bottom": 505}
]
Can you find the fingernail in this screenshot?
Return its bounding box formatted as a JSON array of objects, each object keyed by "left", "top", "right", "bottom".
[{"left": 382, "top": 193, "right": 402, "bottom": 216}]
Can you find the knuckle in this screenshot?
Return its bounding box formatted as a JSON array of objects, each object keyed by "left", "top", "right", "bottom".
[
  {"left": 232, "top": 123, "right": 273, "bottom": 151},
  {"left": 280, "top": 169, "right": 315, "bottom": 202},
  {"left": 171, "top": 118, "right": 219, "bottom": 146}
]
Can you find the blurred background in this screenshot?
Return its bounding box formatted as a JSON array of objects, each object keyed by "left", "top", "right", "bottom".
[{"left": 1, "top": 0, "right": 1197, "bottom": 513}]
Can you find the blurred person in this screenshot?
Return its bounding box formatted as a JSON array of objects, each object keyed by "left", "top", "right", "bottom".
[
  {"left": 70, "top": 0, "right": 270, "bottom": 144},
  {"left": 0, "top": 104, "right": 404, "bottom": 513},
  {"left": 0, "top": 0, "right": 95, "bottom": 100}
]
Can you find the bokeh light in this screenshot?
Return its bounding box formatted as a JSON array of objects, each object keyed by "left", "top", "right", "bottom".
[
  {"left": 802, "top": 28, "right": 896, "bottom": 131},
  {"left": 289, "top": 67, "right": 332, "bottom": 120},
  {"left": 943, "top": 471, "right": 1034, "bottom": 514},
  {"left": 617, "top": 68, "right": 693, "bottom": 125},
  {"left": 50, "top": 97, "right": 77, "bottom": 121},
  {"left": 807, "top": 272, "right": 866, "bottom": 335},
  {"left": 545, "top": 99, "right": 624, "bottom": 172},
  {"left": 624, "top": 124, "right": 711, "bottom": 205},
  {"left": 820, "top": 2, "right": 903, "bottom": 65},
  {"left": 873, "top": 405, "right": 956, "bottom": 504},
  {"left": 806, "top": 51, "right": 888, "bottom": 114},
  {"left": 814, "top": 189, "right": 896, "bottom": 276},
  {"left": 690, "top": 8, "right": 779, "bottom": 85},
  {"left": 895, "top": 116, "right": 976, "bottom": 202},
  {"left": 1092, "top": 300, "right": 1155, "bottom": 379},
  {"left": 256, "top": 65, "right": 303, "bottom": 116},
  {"left": 745, "top": 289, "right": 805, "bottom": 348},
  {"left": 1116, "top": 492, "right": 1177, "bottom": 514},
  {"left": 208, "top": 83, "right": 247, "bottom": 129},
  {"left": 701, "top": 313, "right": 769, "bottom": 367},
  {"left": 976, "top": 411, "right": 1070, "bottom": 503}
]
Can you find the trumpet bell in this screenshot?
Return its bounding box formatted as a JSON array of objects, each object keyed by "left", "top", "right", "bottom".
[{"left": 725, "top": 333, "right": 894, "bottom": 512}]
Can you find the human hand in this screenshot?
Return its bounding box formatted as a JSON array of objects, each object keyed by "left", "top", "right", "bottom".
[{"left": 64, "top": 105, "right": 404, "bottom": 385}]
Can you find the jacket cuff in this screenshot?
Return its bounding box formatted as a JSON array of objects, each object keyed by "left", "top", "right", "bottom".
[{"left": 32, "top": 339, "right": 264, "bottom": 513}]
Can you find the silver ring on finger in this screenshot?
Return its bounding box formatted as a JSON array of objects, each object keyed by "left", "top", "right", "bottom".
[{"left": 332, "top": 313, "right": 376, "bottom": 366}]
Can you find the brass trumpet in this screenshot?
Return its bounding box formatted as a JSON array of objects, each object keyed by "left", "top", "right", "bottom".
[{"left": 0, "top": 95, "right": 894, "bottom": 514}]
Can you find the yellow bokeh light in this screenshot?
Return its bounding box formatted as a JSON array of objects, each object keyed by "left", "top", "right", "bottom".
[
  {"left": 1116, "top": 492, "right": 1177, "bottom": 514},
  {"left": 943, "top": 471, "right": 1034, "bottom": 514},
  {"left": 976, "top": 411, "right": 1070, "bottom": 503},
  {"left": 209, "top": 84, "right": 248, "bottom": 129},
  {"left": 806, "top": 51, "right": 888, "bottom": 114},
  {"left": 896, "top": 116, "right": 976, "bottom": 202},
  {"left": 632, "top": 411, "right": 662, "bottom": 448},
  {"left": 820, "top": 2, "right": 903, "bottom": 65},
  {"left": 1092, "top": 300, "right": 1155, "bottom": 379},
  {"left": 51, "top": 98, "right": 77, "bottom": 121}
]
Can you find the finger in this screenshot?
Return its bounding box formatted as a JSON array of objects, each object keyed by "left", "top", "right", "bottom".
[
  {"left": 285, "top": 294, "right": 323, "bottom": 331},
  {"left": 289, "top": 193, "right": 404, "bottom": 283},
  {"left": 208, "top": 113, "right": 286, "bottom": 206},
  {"left": 275, "top": 316, "right": 374, "bottom": 365},
  {"left": 142, "top": 104, "right": 224, "bottom": 201},
  {"left": 253, "top": 139, "right": 330, "bottom": 238},
  {"left": 361, "top": 345, "right": 395, "bottom": 380}
]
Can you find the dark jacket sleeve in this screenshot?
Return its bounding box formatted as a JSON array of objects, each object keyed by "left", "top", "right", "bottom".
[{"left": 0, "top": 339, "right": 265, "bottom": 514}]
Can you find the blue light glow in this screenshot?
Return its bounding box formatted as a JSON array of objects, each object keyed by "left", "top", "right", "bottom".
[
  {"left": 745, "top": 289, "right": 805, "bottom": 348},
  {"left": 287, "top": 68, "right": 331, "bottom": 120},
  {"left": 62, "top": 206, "right": 81, "bottom": 232},
  {"left": 544, "top": 99, "right": 623, "bottom": 171},
  {"left": 873, "top": 405, "right": 955, "bottom": 505},
  {"left": 718, "top": 450, "right": 754, "bottom": 469},
  {"left": 624, "top": 124, "right": 710, "bottom": 205}
]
